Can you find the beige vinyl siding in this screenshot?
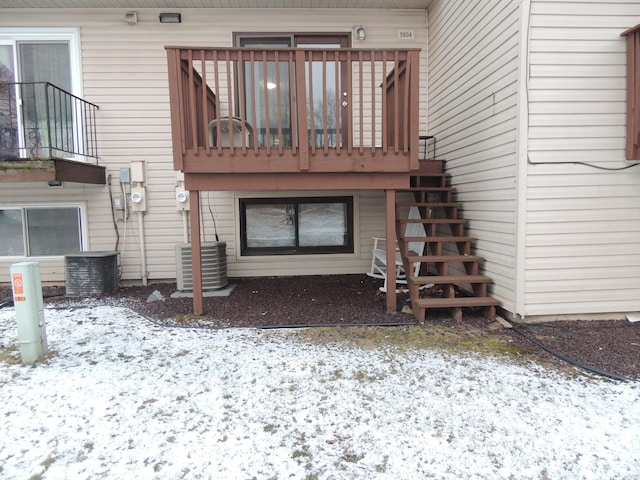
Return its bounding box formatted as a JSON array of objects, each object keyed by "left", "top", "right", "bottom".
[
  {"left": 0, "top": 8, "right": 427, "bottom": 284},
  {"left": 427, "top": 0, "right": 521, "bottom": 312},
  {"left": 525, "top": 0, "right": 640, "bottom": 316}
]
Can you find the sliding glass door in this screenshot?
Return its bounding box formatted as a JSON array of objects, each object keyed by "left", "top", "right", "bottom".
[
  {"left": 238, "top": 36, "right": 293, "bottom": 147},
  {"left": 236, "top": 33, "right": 350, "bottom": 149},
  {"left": 0, "top": 37, "right": 72, "bottom": 159},
  {"left": 0, "top": 44, "right": 18, "bottom": 158}
]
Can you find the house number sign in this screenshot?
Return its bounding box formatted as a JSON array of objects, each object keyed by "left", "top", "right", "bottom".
[{"left": 397, "top": 29, "right": 416, "bottom": 41}]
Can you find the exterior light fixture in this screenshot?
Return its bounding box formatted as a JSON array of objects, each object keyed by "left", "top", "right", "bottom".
[
  {"left": 159, "top": 12, "right": 181, "bottom": 23},
  {"left": 355, "top": 25, "right": 367, "bottom": 41},
  {"left": 124, "top": 11, "right": 138, "bottom": 25}
]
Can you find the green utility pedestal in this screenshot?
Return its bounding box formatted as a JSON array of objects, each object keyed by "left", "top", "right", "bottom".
[{"left": 10, "top": 262, "right": 48, "bottom": 364}]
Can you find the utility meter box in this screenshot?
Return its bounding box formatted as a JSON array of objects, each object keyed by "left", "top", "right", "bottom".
[{"left": 10, "top": 262, "right": 48, "bottom": 364}]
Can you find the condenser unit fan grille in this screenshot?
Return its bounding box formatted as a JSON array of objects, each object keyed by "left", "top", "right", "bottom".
[{"left": 176, "top": 242, "right": 228, "bottom": 291}]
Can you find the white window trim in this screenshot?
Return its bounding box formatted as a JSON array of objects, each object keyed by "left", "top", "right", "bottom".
[
  {"left": 0, "top": 27, "right": 82, "bottom": 97},
  {"left": 0, "top": 202, "right": 89, "bottom": 259},
  {"left": 233, "top": 191, "right": 360, "bottom": 261}
]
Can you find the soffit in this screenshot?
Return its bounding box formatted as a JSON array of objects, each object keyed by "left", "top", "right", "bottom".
[{"left": 0, "top": 0, "right": 431, "bottom": 9}]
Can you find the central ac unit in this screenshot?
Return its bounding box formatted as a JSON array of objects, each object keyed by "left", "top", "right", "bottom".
[
  {"left": 175, "top": 242, "right": 228, "bottom": 291},
  {"left": 65, "top": 251, "right": 119, "bottom": 297}
]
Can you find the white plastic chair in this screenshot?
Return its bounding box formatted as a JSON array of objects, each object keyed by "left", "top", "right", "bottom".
[{"left": 367, "top": 206, "right": 427, "bottom": 293}]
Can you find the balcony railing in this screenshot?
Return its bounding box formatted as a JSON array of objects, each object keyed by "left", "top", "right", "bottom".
[
  {"left": 0, "top": 82, "right": 99, "bottom": 162},
  {"left": 166, "top": 46, "right": 420, "bottom": 175}
]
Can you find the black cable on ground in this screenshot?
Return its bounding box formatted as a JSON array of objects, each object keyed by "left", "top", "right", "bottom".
[
  {"left": 512, "top": 324, "right": 638, "bottom": 383},
  {"left": 137, "top": 309, "right": 418, "bottom": 331},
  {"left": 12, "top": 303, "right": 418, "bottom": 331}
]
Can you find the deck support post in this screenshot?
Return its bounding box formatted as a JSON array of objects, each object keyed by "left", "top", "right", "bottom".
[
  {"left": 189, "top": 190, "right": 204, "bottom": 315},
  {"left": 385, "top": 189, "right": 397, "bottom": 313}
]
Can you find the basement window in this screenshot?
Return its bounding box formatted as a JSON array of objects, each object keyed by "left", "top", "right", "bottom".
[
  {"left": 239, "top": 196, "right": 354, "bottom": 256},
  {"left": 0, "top": 206, "right": 83, "bottom": 257},
  {"left": 622, "top": 24, "right": 640, "bottom": 161}
]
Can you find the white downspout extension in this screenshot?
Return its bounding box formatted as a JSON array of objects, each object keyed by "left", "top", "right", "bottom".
[
  {"left": 182, "top": 210, "right": 189, "bottom": 243},
  {"left": 514, "top": 0, "right": 532, "bottom": 320},
  {"left": 130, "top": 161, "right": 148, "bottom": 286},
  {"left": 138, "top": 211, "right": 148, "bottom": 286}
]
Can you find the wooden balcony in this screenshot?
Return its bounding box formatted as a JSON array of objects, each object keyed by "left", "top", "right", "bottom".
[
  {"left": 165, "top": 46, "right": 421, "bottom": 190},
  {"left": 0, "top": 82, "right": 105, "bottom": 185}
]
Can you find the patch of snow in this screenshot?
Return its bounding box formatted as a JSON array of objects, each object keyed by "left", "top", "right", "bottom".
[
  {"left": 0, "top": 305, "right": 638, "bottom": 479},
  {"left": 627, "top": 313, "right": 640, "bottom": 323}
]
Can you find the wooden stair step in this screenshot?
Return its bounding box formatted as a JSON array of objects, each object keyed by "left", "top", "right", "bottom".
[
  {"left": 400, "top": 218, "right": 466, "bottom": 225},
  {"left": 409, "top": 275, "right": 492, "bottom": 285},
  {"left": 407, "top": 255, "right": 483, "bottom": 263},
  {"left": 411, "top": 170, "right": 451, "bottom": 178},
  {"left": 415, "top": 296, "right": 500, "bottom": 309},
  {"left": 397, "top": 187, "right": 453, "bottom": 193},
  {"left": 396, "top": 202, "right": 461, "bottom": 208},
  {"left": 411, "top": 173, "right": 448, "bottom": 178},
  {"left": 401, "top": 236, "right": 475, "bottom": 243}
]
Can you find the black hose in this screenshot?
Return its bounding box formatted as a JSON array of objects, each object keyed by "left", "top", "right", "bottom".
[
  {"left": 138, "top": 310, "right": 418, "bottom": 331},
  {"left": 33, "top": 303, "right": 418, "bottom": 330},
  {"left": 512, "top": 324, "right": 638, "bottom": 383}
]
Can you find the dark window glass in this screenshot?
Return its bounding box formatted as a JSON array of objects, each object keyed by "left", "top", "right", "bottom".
[{"left": 240, "top": 197, "right": 353, "bottom": 256}]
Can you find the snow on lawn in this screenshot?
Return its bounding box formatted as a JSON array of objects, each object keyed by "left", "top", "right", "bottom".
[{"left": 0, "top": 305, "right": 639, "bottom": 480}]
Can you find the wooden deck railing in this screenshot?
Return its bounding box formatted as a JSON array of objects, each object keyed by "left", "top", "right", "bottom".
[{"left": 166, "top": 46, "right": 420, "bottom": 175}]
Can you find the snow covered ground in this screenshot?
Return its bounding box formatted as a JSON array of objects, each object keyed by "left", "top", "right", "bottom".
[{"left": 0, "top": 304, "right": 638, "bottom": 479}]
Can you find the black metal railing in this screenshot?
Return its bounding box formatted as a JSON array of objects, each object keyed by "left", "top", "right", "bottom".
[{"left": 0, "top": 82, "right": 99, "bottom": 162}]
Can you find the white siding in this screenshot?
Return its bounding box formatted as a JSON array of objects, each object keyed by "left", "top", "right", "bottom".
[
  {"left": 526, "top": 0, "right": 640, "bottom": 316},
  {"left": 0, "top": 8, "right": 428, "bottom": 284},
  {"left": 427, "top": 0, "right": 522, "bottom": 313}
]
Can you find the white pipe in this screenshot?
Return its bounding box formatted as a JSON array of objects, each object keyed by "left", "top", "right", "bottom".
[
  {"left": 120, "top": 182, "right": 128, "bottom": 272},
  {"left": 182, "top": 209, "right": 189, "bottom": 243},
  {"left": 137, "top": 211, "right": 148, "bottom": 286}
]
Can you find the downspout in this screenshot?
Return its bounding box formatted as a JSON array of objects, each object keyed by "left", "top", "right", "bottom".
[
  {"left": 514, "top": 0, "right": 532, "bottom": 320},
  {"left": 138, "top": 211, "right": 148, "bottom": 286},
  {"left": 182, "top": 210, "right": 189, "bottom": 243}
]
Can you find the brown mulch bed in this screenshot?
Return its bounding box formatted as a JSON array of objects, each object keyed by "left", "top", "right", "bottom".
[{"left": 1, "top": 274, "right": 639, "bottom": 381}]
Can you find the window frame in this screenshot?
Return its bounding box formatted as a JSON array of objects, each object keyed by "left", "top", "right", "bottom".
[
  {"left": 0, "top": 28, "right": 82, "bottom": 96},
  {"left": 0, "top": 203, "right": 88, "bottom": 258},
  {"left": 233, "top": 32, "right": 351, "bottom": 148},
  {"left": 0, "top": 28, "right": 83, "bottom": 160},
  {"left": 239, "top": 195, "right": 355, "bottom": 256}
]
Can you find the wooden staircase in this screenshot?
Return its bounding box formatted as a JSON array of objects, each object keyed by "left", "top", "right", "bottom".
[{"left": 395, "top": 162, "right": 500, "bottom": 323}]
